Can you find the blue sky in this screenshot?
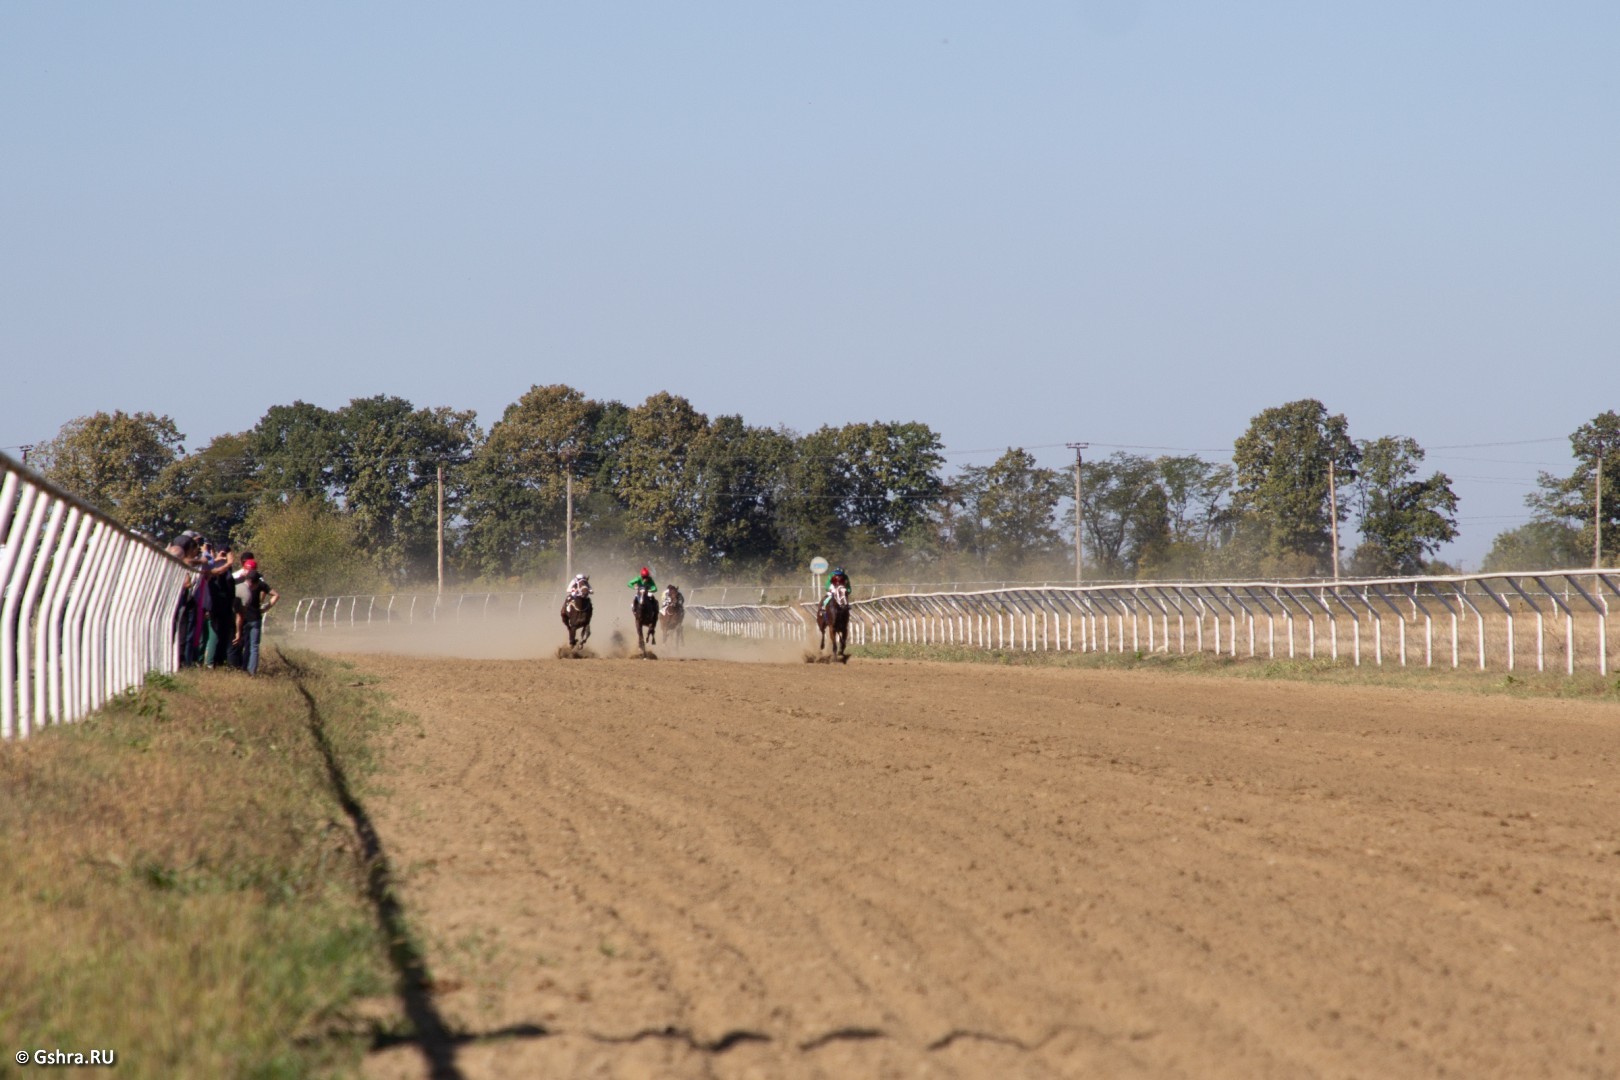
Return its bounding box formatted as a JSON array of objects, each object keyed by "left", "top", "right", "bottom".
[{"left": 3, "top": 3, "right": 1616, "bottom": 565}]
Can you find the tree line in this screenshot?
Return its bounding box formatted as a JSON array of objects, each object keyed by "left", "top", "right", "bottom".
[{"left": 23, "top": 388, "right": 1616, "bottom": 596}]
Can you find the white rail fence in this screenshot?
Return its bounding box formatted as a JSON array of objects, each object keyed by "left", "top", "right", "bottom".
[
  {"left": 1, "top": 454, "right": 187, "bottom": 740},
  {"left": 290, "top": 582, "right": 1096, "bottom": 628},
  {"left": 290, "top": 590, "right": 563, "bottom": 630},
  {"left": 288, "top": 571, "right": 1618, "bottom": 676},
  {"left": 691, "top": 572, "right": 1619, "bottom": 676},
  {"left": 688, "top": 605, "right": 810, "bottom": 641},
  {"left": 291, "top": 590, "right": 815, "bottom": 642}
]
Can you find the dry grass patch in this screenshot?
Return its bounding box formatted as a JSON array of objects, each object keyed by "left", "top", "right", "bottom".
[{"left": 0, "top": 650, "right": 396, "bottom": 1079}]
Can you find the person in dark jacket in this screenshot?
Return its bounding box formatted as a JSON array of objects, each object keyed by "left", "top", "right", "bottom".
[{"left": 231, "top": 552, "right": 279, "bottom": 675}]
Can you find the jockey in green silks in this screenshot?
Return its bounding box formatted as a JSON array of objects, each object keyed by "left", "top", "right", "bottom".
[
  {"left": 628, "top": 566, "right": 656, "bottom": 611},
  {"left": 822, "top": 568, "right": 851, "bottom": 608}
]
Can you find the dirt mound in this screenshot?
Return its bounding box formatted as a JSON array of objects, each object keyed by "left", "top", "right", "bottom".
[{"left": 354, "top": 655, "right": 1620, "bottom": 1079}]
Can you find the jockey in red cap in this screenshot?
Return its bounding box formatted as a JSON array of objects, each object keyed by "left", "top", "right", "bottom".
[{"left": 627, "top": 566, "right": 657, "bottom": 612}]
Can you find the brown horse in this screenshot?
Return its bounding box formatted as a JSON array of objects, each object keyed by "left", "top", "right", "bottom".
[
  {"left": 817, "top": 583, "right": 850, "bottom": 657},
  {"left": 659, "top": 586, "right": 685, "bottom": 649},
  {"left": 560, "top": 593, "right": 592, "bottom": 649},
  {"left": 632, "top": 586, "right": 659, "bottom": 652}
]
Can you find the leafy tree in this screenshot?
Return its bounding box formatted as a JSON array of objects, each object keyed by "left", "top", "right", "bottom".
[
  {"left": 246, "top": 400, "right": 340, "bottom": 506},
  {"left": 30, "top": 411, "right": 185, "bottom": 535},
  {"left": 689, "top": 417, "right": 793, "bottom": 571},
  {"left": 619, "top": 392, "right": 710, "bottom": 561},
  {"left": 150, "top": 432, "right": 258, "bottom": 545},
  {"left": 329, "top": 396, "right": 480, "bottom": 580},
  {"left": 835, "top": 422, "right": 946, "bottom": 550},
  {"left": 774, "top": 426, "right": 850, "bottom": 566},
  {"left": 1527, "top": 410, "right": 1620, "bottom": 567},
  {"left": 1136, "top": 456, "right": 1234, "bottom": 578},
  {"left": 241, "top": 496, "right": 383, "bottom": 599},
  {"left": 954, "top": 448, "right": 1067, "bottom": 571},
  {"left": 772, "top": 421, "right": 946, "bottom": 571},
  {"left": 1231, "top": 399, "right": 1359, "bottom": 576},
  {"left": 1156, "top": 456, "right": 1233, "bottom": 548},
  {"left": 1481, "top": 520, "right": 1587, "bottom": 572},
  {"left": 1067, "top": 452, "right": 1169, "bottom": 578},
  {"left": 1349, "top": 436, "right": 1459, "bottom": 575},
  {"left": 460, "top": 384, "right": 603, "bottom": 580}
]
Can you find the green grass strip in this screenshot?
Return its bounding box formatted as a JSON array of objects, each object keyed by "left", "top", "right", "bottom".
[
  {"left": 0, "top": 651, "right": 399, "bottom": 1079},
  {"left": 852, "top": 642, "right": 1620, "bottom": 702}
]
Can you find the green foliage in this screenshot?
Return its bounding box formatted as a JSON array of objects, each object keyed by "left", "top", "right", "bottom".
[
  {"left": 619, "top": 392, "right": 711, "bottom": 560},
  {"left": 1231, "top": 399, "right": 1359, "bottom": 575},
  {"left": 1138, "top": 456, "right": 1234, "bottom": 579},
  {"left": 774, "top": 425, "right": 849, "bottom": 563},
  {"left": 1481, "top": 520, "right": 1586, "bottom": 572},
  {"left": 774, "top": 420, "right": 946, "bottom": 569},
  {"left": 1350, "top": 436, "right": 1459, "bottom": 574},
  {"left": 953, "top": 448, "right": 1067, "bottom": 571},
  {"left": 149, "top": 432, "right": 258, "bottom": 546},
  {"left": 1068, "top": 452, "right": 1169, "bottom": 578},
  {"left": 459, "top": 384, "right": 606, "bottom": 580},
  {"left": 689, "top": 416, "right": 793, "bottom": 571},
  {"left": 246, "top": 400, "right": 340, "bottom": 506},
  {"left": 329, "top": 396, "right": 480, "bottom": 580},
  {"left": 836, "top": 421, "right": 946, "bottom": 548},
  {"left": 1527, "top": 410, "right": 1620, "bottom": 566},
  {"left": 31, "top": 411, "right": 186, "bottom": 535},
  {"left": 241, "top": 497, "right": 384, "bottom": 598}
]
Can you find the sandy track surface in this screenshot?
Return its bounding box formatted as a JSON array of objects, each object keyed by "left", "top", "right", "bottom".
[{"left": 350, "top": 651, "right": 1620, "bottom": 1078}]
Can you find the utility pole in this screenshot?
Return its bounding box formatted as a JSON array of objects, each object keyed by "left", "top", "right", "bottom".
[
  {"left": 436, "top": 463, "right": 445, "bottom": 595},
  {"left": 1596, "top": 436, "right": 1609, "bottom": 569},
  {"left": 561, "top": 445, "right": 579, "bottom": 584},
  {"left": 18, "top": 444, "right": 33, "bottom": 466},
  {"left": 1067, "top": 443, "right": 1089, "bottom": 585},
  {"left": 1328, "top": 458, "right": 1341, "bottom": 582}
]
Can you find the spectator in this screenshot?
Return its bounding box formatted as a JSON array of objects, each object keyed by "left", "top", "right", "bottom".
[
  {"left": 168, "top": 531, "right": 204, "bottom": 665},
  {"left": 183, "top": 538, "right": 233, "bottom": 667},
  {"left": 231, "top": 551, "right": 278, "bottom": 675},
  {"left": 204, "top": 543, "right": 238, "bottom": 668}
]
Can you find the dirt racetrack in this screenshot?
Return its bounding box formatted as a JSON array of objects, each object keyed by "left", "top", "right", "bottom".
[{"left": 345, "top": 646, "right": 1620, "bottom": 1078}]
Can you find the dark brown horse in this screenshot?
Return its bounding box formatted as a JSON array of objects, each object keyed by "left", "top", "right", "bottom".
[
  {"left": 560, "top": 593, "right": 592, "bottom": 649},
  {"left": 632, "top": 586, "right": 659, "bottom": 652},
  {"left": 817, "top": 583, "right": 850, "bottom": 657},
  {"left": 659, "top": 586, "right": 685, "bottom": 649}
]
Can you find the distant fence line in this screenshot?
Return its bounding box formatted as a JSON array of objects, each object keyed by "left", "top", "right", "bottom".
[
  {"left": 290, "top": 590, "right": 562, "bottom": 631},
  {"left": 691, "top": 571, "right": 1619, "bottom": 676},
  {"left": 2, "top": 454, "right": 187, "bottom": 740},
  {"left": 292, "top": 570, "right": 1618, "bottom": 676}
]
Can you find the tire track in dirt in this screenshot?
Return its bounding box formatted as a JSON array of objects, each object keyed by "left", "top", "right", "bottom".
[{"left": 351, "top": 654, "right": 1620, "bottom": 1078}]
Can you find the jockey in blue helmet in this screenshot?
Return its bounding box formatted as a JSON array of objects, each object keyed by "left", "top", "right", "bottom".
[{"left": 822, "top": 567, "right": 851, "bottom": 608}]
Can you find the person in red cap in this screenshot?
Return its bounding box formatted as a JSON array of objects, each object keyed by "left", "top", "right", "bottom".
[
  {"left": 231, "top": 551, "right": 279, "bottom": 674},
  {"left": 627, "top": 566, "right": 657, "bottom": 614}
]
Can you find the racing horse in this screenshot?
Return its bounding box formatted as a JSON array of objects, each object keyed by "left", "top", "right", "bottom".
[
  {"left": 659, "top": 585, "right": 686, "bottom": 649},
  {"left": 632, "top": 585, "right": 659, "bottom": 652},
  {"left": 561, "top": 590, "right": 592, "bottom": 649},
  {"left": 817, "top": 582, "right": 851, "bottom": 657}
]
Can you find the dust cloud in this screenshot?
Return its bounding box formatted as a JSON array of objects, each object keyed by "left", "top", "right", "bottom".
[{"left": 288, "top": 609, "right": 811, "bottom": 665}]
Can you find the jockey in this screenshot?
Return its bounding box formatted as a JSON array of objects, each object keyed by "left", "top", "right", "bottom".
[
  {"left": 566, "top": 573, "right": 591, "bottom": 599},
  {"left": 661, "top": 583, "right": 684, "bottom": 614},
  {"left": 627, "top": 566, "right": 656, "bottom": 610},
  {"left": 822, "top": 567, "right": 851, "bottom": 608}
]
